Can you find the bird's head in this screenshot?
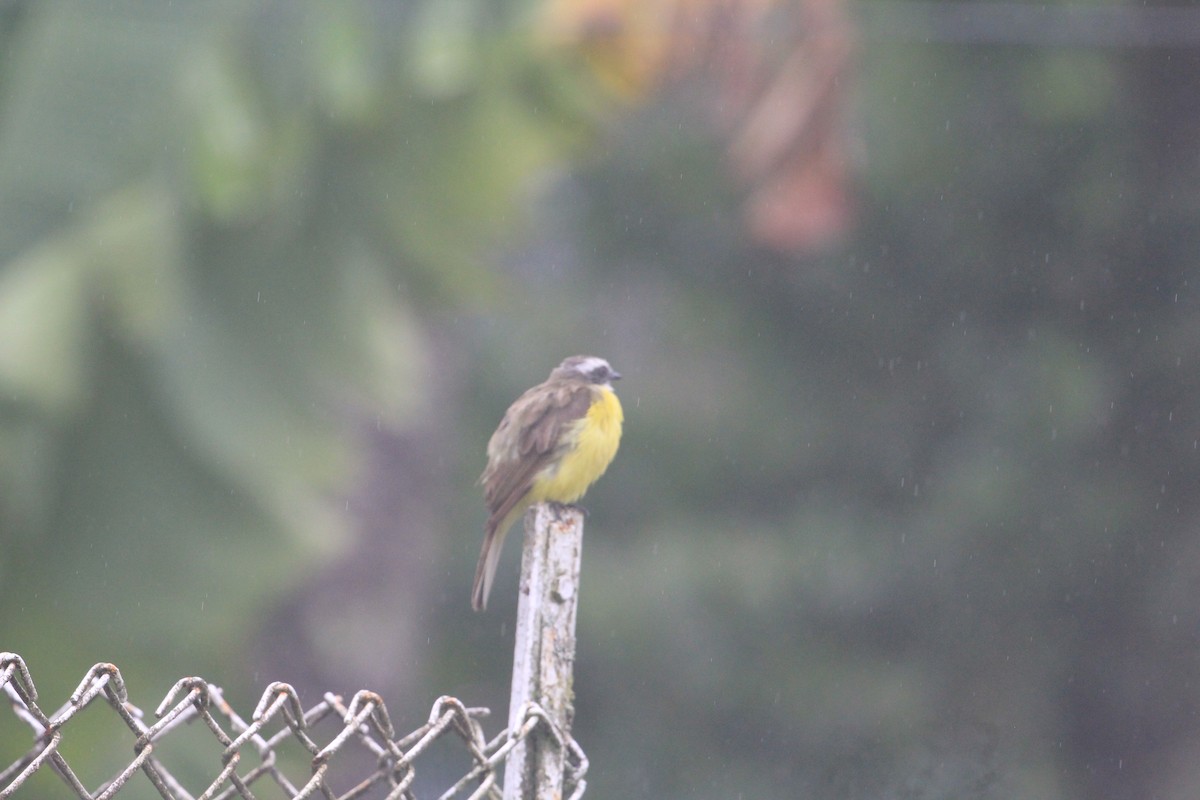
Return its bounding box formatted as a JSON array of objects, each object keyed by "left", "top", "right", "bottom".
[{"left": 552, "top": 355, "right": 622, "bottom": 387}]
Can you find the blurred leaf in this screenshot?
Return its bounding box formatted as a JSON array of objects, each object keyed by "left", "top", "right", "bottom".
[
  {"left": 183, "top": 43, "right": 302, "bottom": 223},
  {"left": 538, "top": 0, "right": 674, "bottom": 100},
  {"left": 0, "top": 243, "right": 89, "bottom": 416},
  {"left": 0, "top": 3, "right": 203, "bottom": 256},
  {"left": 310, "top": 4, "right": 381, "bottom": 125},
  {"left": 83, "top": 182, "right": 185, "bottom": 345},
  {"left": 408, "top": 0, "right": 483, "bottom": 98}
]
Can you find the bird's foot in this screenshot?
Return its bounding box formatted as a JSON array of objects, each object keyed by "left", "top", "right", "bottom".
[{"left": 547, "top": 501, "right": 588, "bottom": 521}]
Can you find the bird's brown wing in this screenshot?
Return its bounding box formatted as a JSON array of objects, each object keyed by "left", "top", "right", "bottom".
[{"left": 480, "top": 381, "right": 593, "bottom": 528}]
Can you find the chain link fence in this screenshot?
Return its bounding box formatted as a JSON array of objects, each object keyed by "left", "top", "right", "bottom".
[{"left": 0, "top": 652, "right": 587, "bottom": 800}]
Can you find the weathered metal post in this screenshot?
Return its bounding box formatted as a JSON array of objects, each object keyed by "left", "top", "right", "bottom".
[{"left": 504, "top": 503, "right": 584, "bottom": 800}]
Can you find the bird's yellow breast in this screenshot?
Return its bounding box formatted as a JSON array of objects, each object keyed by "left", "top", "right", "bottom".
[{"left": 532, "top": 385, "right": 623, "bottom": 503}]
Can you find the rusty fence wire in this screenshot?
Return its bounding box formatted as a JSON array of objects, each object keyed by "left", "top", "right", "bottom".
[{"left": 0, "top": 653, "right": 587, "bottom": 800}]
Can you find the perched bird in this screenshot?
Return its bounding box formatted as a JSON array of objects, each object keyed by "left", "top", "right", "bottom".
[{"left": 472, "top": 355, "right": 624, "bottom": 611}]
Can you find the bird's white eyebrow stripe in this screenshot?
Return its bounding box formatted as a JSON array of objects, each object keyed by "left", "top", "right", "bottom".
[{"left": 573, "top": 357, "right": 608, "bottom": 374}]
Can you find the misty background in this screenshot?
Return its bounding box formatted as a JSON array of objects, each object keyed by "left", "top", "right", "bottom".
[{"left": 1, "top": 1, "right": 1198, "bottom": 798}]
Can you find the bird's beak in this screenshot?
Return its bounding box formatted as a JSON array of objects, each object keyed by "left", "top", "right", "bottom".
[{"left": 610, "top": 370, "right": 622, "bottom": 381}]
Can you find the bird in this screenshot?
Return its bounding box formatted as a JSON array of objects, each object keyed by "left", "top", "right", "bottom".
[{"left": 471, "top": 355, "right": 624, "bottom": 611}]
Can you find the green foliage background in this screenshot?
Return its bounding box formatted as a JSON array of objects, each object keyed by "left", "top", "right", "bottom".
[{"left": 2, "top": 2, "right": 1198, "bottom": 799}]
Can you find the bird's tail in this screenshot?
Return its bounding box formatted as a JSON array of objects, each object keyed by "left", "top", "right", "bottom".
[{"left": 471, "top": 516, "right": 510, "bottom": 611}]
